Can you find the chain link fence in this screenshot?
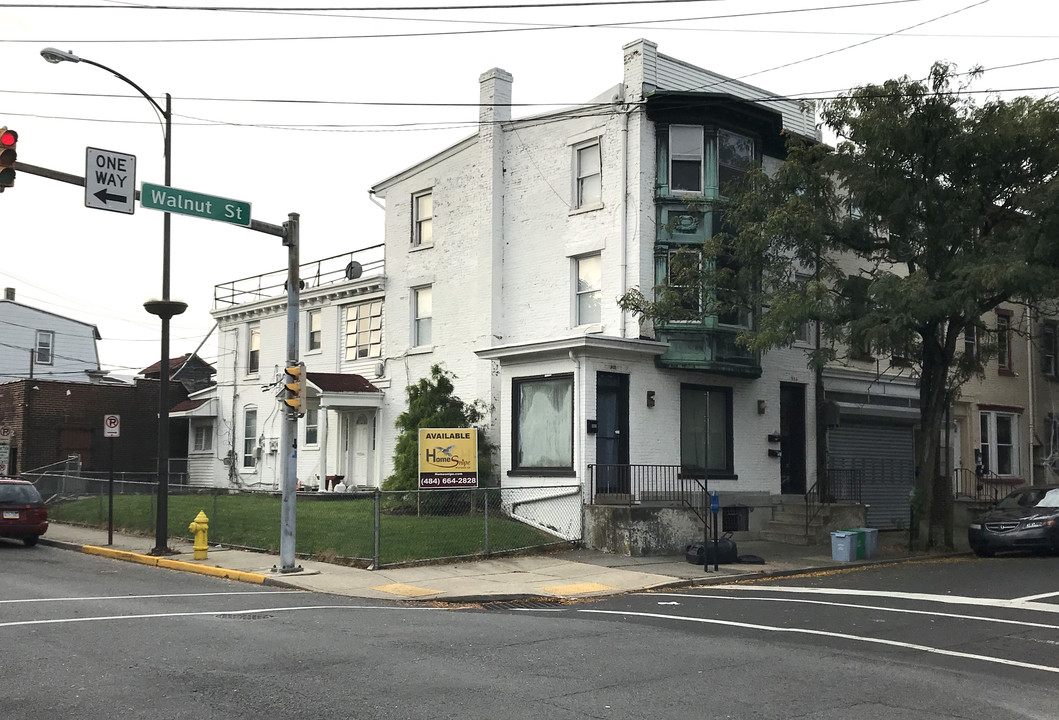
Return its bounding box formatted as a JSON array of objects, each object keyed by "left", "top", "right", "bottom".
[{"left": 30, "top": 472, "right": 582, "bottom": 568}]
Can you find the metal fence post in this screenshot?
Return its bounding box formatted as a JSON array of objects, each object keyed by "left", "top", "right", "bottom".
[
  {"left": 372, "top": 489, "right": 380, "bottom": 570},
  {"left": 483, "top": 487, "right": 490, "bottom": 557}
]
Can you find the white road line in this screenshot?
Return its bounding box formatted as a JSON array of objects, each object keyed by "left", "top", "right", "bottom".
[
  {"left": 579, "top": 609, "right": 1059, "bottom": 675},
  {"left": 0, "top": 591, "right": 302, "bottom": 605},
  {"left": 1016, "top": 590, "right": 1059, "bottom": 602},
  {"left": 646, "top": 592, "right": 1059, "bottom": 631},
  {"left": 0, "top": 604, "right": 448, "bottom": 629},
  {"left": 702, "top": 585, "right": 1059, "bottom": 613}
]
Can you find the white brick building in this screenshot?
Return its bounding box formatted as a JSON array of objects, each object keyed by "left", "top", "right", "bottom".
[{"left": 186, "top": 40, "right": 826, "bottom": 550}]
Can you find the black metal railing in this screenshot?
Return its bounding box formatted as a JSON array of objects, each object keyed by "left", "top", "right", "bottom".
[
  {"left": 805, "top": 467, "right": 864, "bottom": 536},
  {"left": 588, "top": 464, "right": 708, "bottom": 522},
  {"left": 953, "top": 467, "right": 1025, "bottom": 503}
]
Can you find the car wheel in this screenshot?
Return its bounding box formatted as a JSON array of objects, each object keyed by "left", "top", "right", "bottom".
[
  {"left": 973, "top": 546, "right": 994, "bottom": 558},
  {"left": 22, "top": 536, "right": 38, "bottom": 547}
]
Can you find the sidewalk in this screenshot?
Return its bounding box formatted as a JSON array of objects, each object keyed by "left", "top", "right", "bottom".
[{"left": 39, "top": 523, "right": 942, "bottom": 604}]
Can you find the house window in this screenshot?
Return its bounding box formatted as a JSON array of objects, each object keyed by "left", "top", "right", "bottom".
[
  {"left": 794, "top": 275, "right": 813, "bottom": 344},
  {"left": 964, "top": 325, "right": 978, "bottom": 362},
  {"left": 667, "top": 246, "right": 703, "bottom": 320},
  {"left": 242, "top": 407, "right": 258, "bottom": 469},
  {"left": 192, "top": 423, "right": 213, "bottom": 453},
  {"left": 247, "top": 325, "right": 260, "bottom": 375},
  {"left": 980, "top": 410, "right": 1019, "bottom": 477},
  {"left": 669, "top": 125, "right": 703, "bottom": 194},
  {"left": 513, "top": 375, "right": 573, "bottom": 472},
  {"left": 576, "top": 254, "right": 601, "bottom": 325},
  {"left": 717, "top": 129, "right": 755, "bottom": 192},
  {"left": 1042, "top": 321, "right": 1057, "bottom": 377},
  {"left": 412, "top": 191, "right": 433, "bottom": 248},
  {"left": 344, "top": 301, "right": 382, "bottom": 360},
  {"left": 575, "top": 141, "right": 601, "bottom": 208},
  {"left": 307, "top": 309, "right": 322, "bottom": 352},
  {"left": 996, "top": 310, "right": 1012, "bottom": 373},
  {"left": 413, "top": 286, "right": 432, "bottom": 347},
  {"left": 35, "top": 330, "right": 54, "bottom": 365},
  {"left": 305, "top": 408, "right": 319, "bottom": 446},
  {"left": 680, "top": 384, "right": 734, "bottom": 477}
]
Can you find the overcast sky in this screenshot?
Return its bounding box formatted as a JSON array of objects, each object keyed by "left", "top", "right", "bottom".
[{"left": 1, "top": 0, "right": 1056, "bottom": 379}]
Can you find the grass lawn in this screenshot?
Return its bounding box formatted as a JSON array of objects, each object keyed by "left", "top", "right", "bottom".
[{"left": 48, "top": 492, "right": 561, "bottom": 565}]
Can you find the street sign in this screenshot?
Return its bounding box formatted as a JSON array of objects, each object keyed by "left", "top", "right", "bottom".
[
  {"left": 85, "top": 148, "right": 136, "bottom": 215},
  {"left": 0, "top": 424, "right": 12, "bottom": 444},
  {"left": 0, "top": 444, "right": 9, "bottom": 475},
  {"left": 140, "top": 182, "right": 251, "bottom": 227},
  {"left": 103, "top": 414, "right": 120, "bottom": 438}
]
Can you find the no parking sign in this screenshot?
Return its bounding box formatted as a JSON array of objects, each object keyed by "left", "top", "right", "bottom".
[{"left": 103, "top": 414, "right": 120, "bottom": 438}]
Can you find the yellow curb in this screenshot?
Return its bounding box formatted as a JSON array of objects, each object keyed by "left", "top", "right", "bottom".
[
  {"left": 541, "top": 582, "right": 616, "bottom": 596},
  {"left": 81, "top": 545, "right": 269, "bottom": 584},
  {"left": 372, "top": 582, "right": 443, "bottom": 598}
]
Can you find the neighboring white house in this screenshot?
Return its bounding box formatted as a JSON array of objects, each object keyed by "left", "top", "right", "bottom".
[
  {"left": 184, "top": 39, "right": 827, "bottom": 547},
  {"left": 0, "top": 286, "right": 106, "bottom": 384}
]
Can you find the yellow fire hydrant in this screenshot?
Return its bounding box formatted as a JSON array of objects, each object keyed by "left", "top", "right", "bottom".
[{"left": 188, "top": 510, "right": 209, "bottom": 560}]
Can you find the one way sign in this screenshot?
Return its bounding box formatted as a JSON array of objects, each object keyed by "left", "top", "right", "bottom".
[{"left": 85, "top": 147, "right": 136, "bottom": 215}]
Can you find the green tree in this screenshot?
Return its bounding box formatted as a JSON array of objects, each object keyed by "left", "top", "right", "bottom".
[
  {"left": 383, "top": 364, "right": 494, "bottom": 496},
  {"left": 621, "top": 63, "right": 1059, "bottom": 550}
]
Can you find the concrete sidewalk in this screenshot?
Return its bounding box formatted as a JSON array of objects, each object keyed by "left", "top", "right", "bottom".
[{"left": 39, "top": 522, "right": 941, "bottom": 604}]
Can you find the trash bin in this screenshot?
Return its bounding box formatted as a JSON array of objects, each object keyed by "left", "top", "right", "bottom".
[
  {"left": 856, "top": 528, "right": 878, "bottom": 559},
  {"left": 831, "top": 531, "right": 856, "bottom": 562},
  {"left": 842, "top": 528, "right": 867, "bottom": 559}
]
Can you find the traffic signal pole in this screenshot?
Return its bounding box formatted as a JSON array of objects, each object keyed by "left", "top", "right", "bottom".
[
  {"left": 13, "top": 157, "right": 303, "bottom": 570},
  {"left": 279, "top": 213, "right": 301, "bottom": 573}
]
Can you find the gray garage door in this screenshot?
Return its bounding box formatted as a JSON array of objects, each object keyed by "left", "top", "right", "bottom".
[{"left": 828, "top": 422, "right": 915, "bottom": 530}]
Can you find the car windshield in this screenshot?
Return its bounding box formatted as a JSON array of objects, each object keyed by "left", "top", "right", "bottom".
[
  {"left": 0, "top": 483, "right": 43, "bottom": 505},
  {"left": 996, "top": 488, "right": 1059, "bottom": 510}
]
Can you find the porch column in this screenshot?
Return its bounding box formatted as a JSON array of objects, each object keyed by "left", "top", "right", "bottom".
[{"left": 319, "top": 404, "right": 329, "bottom": 490}]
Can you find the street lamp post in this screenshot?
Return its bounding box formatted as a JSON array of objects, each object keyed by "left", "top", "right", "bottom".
[{"left": 42, "top": 48, "right": 185, "bottom": 555}]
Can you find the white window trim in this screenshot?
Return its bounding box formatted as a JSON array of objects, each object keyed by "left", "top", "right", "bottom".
[
  {"left": 980, "top": 410, "right": 1020, "bottom": 478},
  {"left": 35, "top": 330, "right": 54, "bottom": 366},
  {"left": 305, "top": 309, "right": 322, "bottom": 355},
  {"left": 412, "top": 189, "right": 433, "bottom": 249},
  {"left": 304, "top": 407, "right": 320, "bottom": 447},
  {"left": 242, "top": 406, "right": 259, "bottom": 471},
  {"left": 571, "top": 139, "right": 603, "bottom": 213},
  {"left": 246, "top": 324, "right": 261, "bottom": 377},
  {"left": 574, "top": 253, "right": 602, "bottom": 327},
  {"left": 412, "top": 285, "right": 433, "bottom": 349},
  {"left": 192, "top": 424, "right": 213, "bottom": 453},
  {"left": 343, "top": 300, "right": 383, "bottom": 361}
]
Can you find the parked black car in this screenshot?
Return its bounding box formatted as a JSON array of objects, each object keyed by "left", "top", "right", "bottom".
[{"left": 968, "top": 484, "right": 1059, "bottom": 557}]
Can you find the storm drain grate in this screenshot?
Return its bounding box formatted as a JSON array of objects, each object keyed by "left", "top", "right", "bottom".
[
  {"left": 214, "top": 613, "right": 274, "bottom": 621},
  {"left": 479, "top": 600, "right": 568, "bottom": 611}
]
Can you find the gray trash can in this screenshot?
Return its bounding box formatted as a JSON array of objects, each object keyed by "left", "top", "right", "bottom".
[{"left": 831, "top": 531, "right": 856, "bottom": 562}]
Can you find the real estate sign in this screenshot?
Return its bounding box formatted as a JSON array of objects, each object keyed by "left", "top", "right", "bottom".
[{"left": 418, "top": 428, "right": 478, "bottom": 489}]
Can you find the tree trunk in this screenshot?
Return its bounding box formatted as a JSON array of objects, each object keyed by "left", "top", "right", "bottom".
[{"left": 912, "top": 338, "right": 953, "bottom": 551}]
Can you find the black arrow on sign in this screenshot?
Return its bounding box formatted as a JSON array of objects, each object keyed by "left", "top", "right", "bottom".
[{"left": 94, "top": 188, "right": 127, "bottom": 205}]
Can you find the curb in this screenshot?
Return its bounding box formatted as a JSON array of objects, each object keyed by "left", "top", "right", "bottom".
[
  {"left": 41, "top": 537, "right": 273, "bottom": 586},
  {"left": 80, "top": 545, "right": 272, "bottom": 584}
]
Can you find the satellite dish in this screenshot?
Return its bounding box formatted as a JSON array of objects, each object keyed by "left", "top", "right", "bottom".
[
  {"left": 345, "top": 261, "right": 363, "bottom": 280},
  {"left": 282, "top": 279, "right": 306, "bottom": 291}
]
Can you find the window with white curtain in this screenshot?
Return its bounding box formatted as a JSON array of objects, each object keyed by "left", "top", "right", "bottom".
[{"left": 513, "top": 375, "right": 573, "bottom": 471}]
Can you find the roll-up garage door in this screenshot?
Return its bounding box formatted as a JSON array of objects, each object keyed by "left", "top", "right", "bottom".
[{"left": 828, "top": 422, "right": 915, "bottom": 530}]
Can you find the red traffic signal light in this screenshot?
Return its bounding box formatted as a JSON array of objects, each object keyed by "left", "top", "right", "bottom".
[{"left": 0, "top": 128, "right": 16, "bottom": 191}]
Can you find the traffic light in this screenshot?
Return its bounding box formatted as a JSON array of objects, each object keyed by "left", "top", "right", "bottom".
[
  {"left": 282, "top": 362, "right": 307, "bottom": 416},
  {"left": 0, "top": 128, "right": 16, "bottom": 191}
]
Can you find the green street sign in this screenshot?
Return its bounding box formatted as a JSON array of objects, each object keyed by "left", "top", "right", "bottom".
[{"left": 141, "top": 182, "right": 251, "bottom": 227}]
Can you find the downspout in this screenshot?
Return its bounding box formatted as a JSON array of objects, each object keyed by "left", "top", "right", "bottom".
[{"left": 619, "top": 92, "right": 630, "bottom": 338}]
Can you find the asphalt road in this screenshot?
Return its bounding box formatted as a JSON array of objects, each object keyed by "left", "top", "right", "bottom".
[{"left": 4, "top": 540, "right": 1058, "bottom": 719}]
